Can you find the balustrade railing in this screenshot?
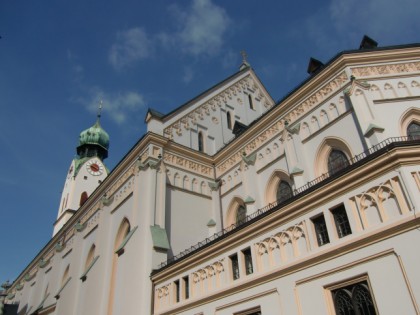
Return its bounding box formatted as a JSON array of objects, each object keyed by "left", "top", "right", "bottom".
[{"left": 156, "top": 136, "right": 419, "bottom": 270}]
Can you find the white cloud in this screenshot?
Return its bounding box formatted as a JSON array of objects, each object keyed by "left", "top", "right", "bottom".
[
  {"left": 183, "top": 66, "right": 194, "bottom": 84},
  {"left": 166, "top": 0, "right": 231, "bottom": 57},
  {"left": 82, "top": 88, "right": 146, "bottom": 125},
  {"left": 109, "top": 28, "right": 153, "bottom": 70}
]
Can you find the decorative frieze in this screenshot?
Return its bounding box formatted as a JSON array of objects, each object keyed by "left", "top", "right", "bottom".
[
  {"left": 163, "top": 152, "right": 212, "bottom": 177},
  {"left": 163, "top": 75, "right": 273, "bottom": 139},
  {"left": 351, "top": 61, "right": 420, "bottom": 78}
]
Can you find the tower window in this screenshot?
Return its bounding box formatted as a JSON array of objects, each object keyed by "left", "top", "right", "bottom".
[
  {"left": 227, "top": 111, "right": 233, "bottom": 130},
  {"left": 79, "top": 192, "right": 88, "bottom": 207},
  {"left": 331, "top": 204, "right": 352, "bottom": 238},
  {"left": 407, "top": 121, "right": 420, "bottom": 139},
  {"left": 198, "top": 131, "right": 204, "bottom": 152},
  {"left": 328, "top": 149, "right": 349, "bottom": 175},
  {"left": 276, "top": 181, "right": 293, "bottom": 203},
  {"left": 174, "top": 280, "right": 180, "bottom": 303},
  {"left": 312, "top": 214, "right": 330, "bottom": 246},
  {"left": 248, "top": 94, "right": 255, "bottom": 110}
]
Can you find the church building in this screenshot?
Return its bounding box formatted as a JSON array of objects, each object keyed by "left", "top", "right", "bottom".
[{"left": 3, "top": 37, "right": 420, "bottom": 315}]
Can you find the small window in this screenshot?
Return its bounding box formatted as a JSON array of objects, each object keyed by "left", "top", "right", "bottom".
[
  {"left": 198, "top": 131, "right": 204, "bottom": 152},
  {"left": 328, "top": 149, "right": 349, "bottom": 175},
  {"left": 331, "top": 280, "right": 377, "bottom": 315},
  {"left": 248, "top": 94, "right": 254, "bottom": 110},
  {"left": 312, "top": 215, "right": 330, "bottom": 246},
  {"left": 236, "top": 205, "right": 247, "bottom": 226},
  {"left": 331, "top": 204, "right": 352, "bottom": 238},
  {"left": 407, "top": 121, "right": 420, "bottom": 139},
  {"left": 242, "top": 248, "right": 253, "bottom": 275},
  {"left": 182, "top": 276, "right": 189, "bottom": 300},
  {"left": 227, "top": 111, "right": 233, "bottom": 130},
  {"left": 276, "top": 181, "right": 293, "bottom": 203},
  {"left": 230, "top": 253, "right": 240, "bottom": 280},
  {"left": 174, "top": 280, "right": 180, "bottom": 303}
]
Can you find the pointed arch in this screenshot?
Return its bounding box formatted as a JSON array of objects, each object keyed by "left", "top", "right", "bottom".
[
  {"left": 108, "top": 218, "right": 131, "bottom": 315},
  {"left": 400, "top": 107, "right": 420, "bottom": 139},
  {"left": 315, "top": 138, "right": 353, "bottom": 177},
  {"left": 265, "top": 170, "right": 293, "bottom": 205},
  {"left": 225, "top": 197, "right": 246, "bottom": 228}
]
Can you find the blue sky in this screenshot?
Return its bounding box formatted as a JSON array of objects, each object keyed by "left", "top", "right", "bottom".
[{"left": 0, "top": 0, "right": 419, "bottom": 283}]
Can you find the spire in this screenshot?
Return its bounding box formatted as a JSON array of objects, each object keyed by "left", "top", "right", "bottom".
[
  {"left": 96, "top": 100, "right": 103, "bottom": 124},
  {"left": 239, "top": 50, "right": 251, "bottom": 70}
]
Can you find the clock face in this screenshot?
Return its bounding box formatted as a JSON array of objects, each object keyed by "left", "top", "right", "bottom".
[{"left": 86, "top": 160, "right": 104, "bottom": 176}]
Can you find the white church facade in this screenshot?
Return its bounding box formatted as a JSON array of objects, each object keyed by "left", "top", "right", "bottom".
[{"left": 3, "top": 37, "right": 420, "bottom": 315}]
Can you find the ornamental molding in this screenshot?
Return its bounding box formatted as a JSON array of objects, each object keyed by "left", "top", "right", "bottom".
[
  {"left": 216, "top": 71, "right": 348, "bottom": 175},
  {"left": 163, "top": 152, "right": 212, "bottom": 177},
  {"left": 351, "top": 61, "right": 420, "bottom": 78},
  {"left": 163, "top": 75, "right": 273, "bottom": 139}
]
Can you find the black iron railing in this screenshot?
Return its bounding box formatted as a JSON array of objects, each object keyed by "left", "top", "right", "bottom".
[{"left": 156, "top": 136, "right": 419, "bottom": 271}]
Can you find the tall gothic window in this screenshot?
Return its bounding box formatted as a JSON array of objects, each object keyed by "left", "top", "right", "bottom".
[
  {"left": 276, "top": 181, "right": 293, "bottom": 203},
  {"left": 407, "top": 121, "right": 420, "bottom": 139},
  {"left": 332, "top": 281, "right": 377, "bottom": 315},
  {"left": 328, "top": 149, "right": 349, "bottom": 175},
  {"left": 198, "top": 131, "right": 204, "bottom": 152},
  {"left": 227, "top": 111, "right": 232, "bottom": 130},
  {"left": 312, "top": 214, "right": 330, "bottom": 246},
  {"left": 236, "top": 205, "right": 247, "bottom": 225},
  {"left": 331, "top": 204, "right": 352, "bottom": 238}
]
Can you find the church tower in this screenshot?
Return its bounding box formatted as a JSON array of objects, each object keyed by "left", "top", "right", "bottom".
[{"left": 53, "top": 108, "right": 110, "bottom": 236}]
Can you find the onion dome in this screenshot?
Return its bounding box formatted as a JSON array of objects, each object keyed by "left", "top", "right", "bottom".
[{"left": 77, "top": 115, "right": 109, "bottom": 160}]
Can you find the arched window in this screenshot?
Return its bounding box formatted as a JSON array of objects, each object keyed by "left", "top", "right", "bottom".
[
  {"left": 248, "top": 94, "right": 254, "bottom": 110},
  {"left": 328, "top": 149, "right": 349, "bottom": 175},
  {"left": 80, "top": 191, "right": 88, "bottom": 207},
  {"left": 332, "top": 281, "right": 377, "bottom": 315},
  {"left": 227, "top": 111, "right": 232, "bottom": 130},
  {"left": 62, "top": 265, "right": 70, "bottom": 285},
  {"left": 198, "top": 131, "right": 204, "bottom": 152},
  {"left": 407, "top": 121, "right": 420, "bottom": 139},
  {"left": 236, "top": 205, "right": 246, "bottom": 225},
  {"left": 276, "top": 181, "right": 293, "bottom": 203}
]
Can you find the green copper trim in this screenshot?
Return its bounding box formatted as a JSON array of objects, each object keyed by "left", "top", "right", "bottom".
[
  {"left": 75, "top": 221, "right": 86, "bottom": 232},
  {"left": 15, "top": 283, "right": 24, "bottom": 291},
  {"left": 6, "top": 293, "right": 15, "bottom": 300},
  {"left": 241, "top": 152, "right": 257, "bottom": 166},
  {"left": 364, "top": 123, "right": 385, "bottom": 137},
  {"left": 54, "top": 277, "right": 71, "bottom": 300},
  {"left": 24, "top": 272, "right": 36, "bottom": 282},
  {"left": 244, "top": 196, "right": 255, "bottom": 204},
  {"left": 102, "top": 195, "right": 114, "bottom": 206},
  {"left": 207, "top": 219, "right": 216, "bottom": 227},
  {"left": 38, "top": 258, "right": 50, "bottom": 268},
  {"left": 80, "top": 255, "right": 100, "bottom": 282},
  {"left": 55, "top": 242, "right": 65, "bottom": 253},
  {"left": 115, "top": 226, "right": 138, "bottom": 256},
  {"left": 208, "top": 181, "right": 220, "bottom": 191},
  {"left": 150, "top": 225, "right": 170, "bottom": 250},
  {"left": 291, "top": 167, "right": 304, "bottom": 175}
]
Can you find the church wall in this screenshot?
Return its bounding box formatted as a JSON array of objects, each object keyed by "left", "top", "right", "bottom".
[{"left": 166, "top": 186, "right": 212, "bottom": 257}]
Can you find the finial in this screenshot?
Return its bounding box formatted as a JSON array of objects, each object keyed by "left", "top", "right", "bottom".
[
  {"left": 97, "top": 100, "right": 103, "bottom": 121},
  {"left": 239, "top": 50, "right": 250, "bottom": 70}
]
